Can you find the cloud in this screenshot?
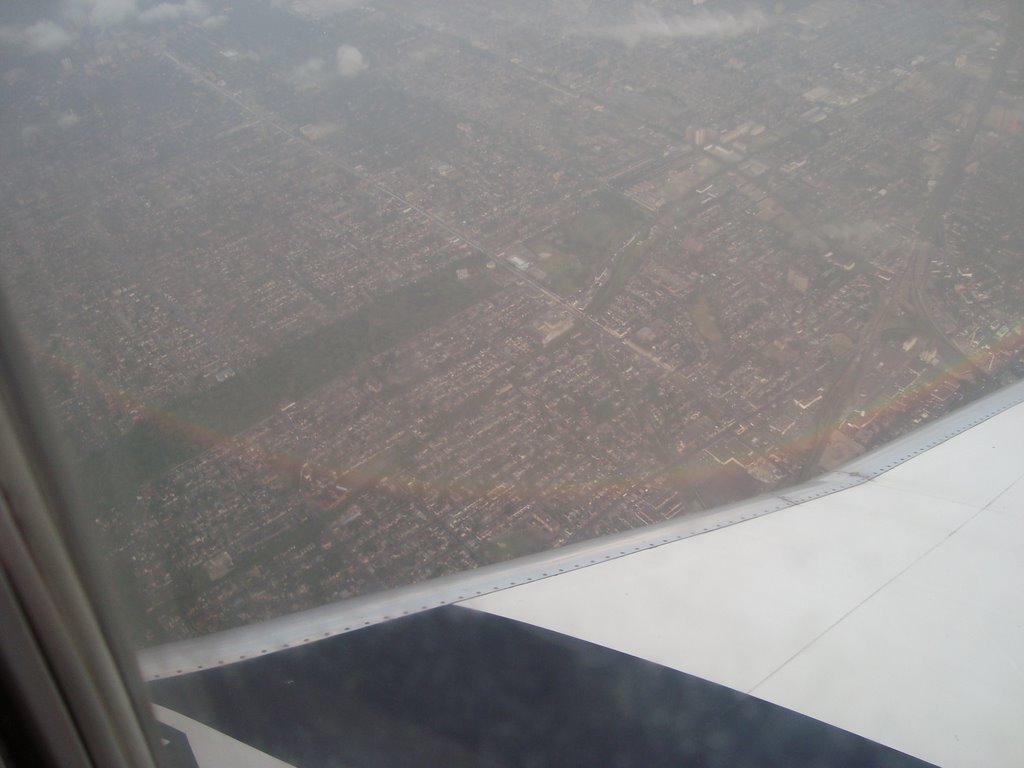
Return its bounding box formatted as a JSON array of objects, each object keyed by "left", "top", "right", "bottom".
[
  {"left": 0, "top": 20, "right": 77, "bottom": 53},
  {"left": 57, "top": 111, "right": 81, "bottom": 128},
  {"left": 591, "top": 8, "right": 767, "bottom": 46},
  {"left": 336, "top": 44, "right": 367, "bottom": 77},
  {"left": 63, "top": 0, "right": 138, "bottom": 27},
  {"left": 63, "top": 0, "right": 213, "bottom": 27},
  {"left": 0, "top": 0, "right": 217, "bottom": 51},
  {"left": 271, "top": 0, "right": 365, "bottom": 16},
  {"left": 287, "top": 57, "right": 329, "bottom": 89},
  {"left": 287, "top": 47, "right": 366, "bottom": 89},
  {"left": 138, "top": 0, "right": 209, "bottom": 24},
  {"left": 199, "top": 13, "right": 227, "bottom": 29},
  {"left": 316, "top": 0, "right": 366, "bottom": 11}
]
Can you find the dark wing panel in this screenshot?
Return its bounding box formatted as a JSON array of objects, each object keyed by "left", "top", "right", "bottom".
[
  {"left": 145, "top": 380, "right": 1024, "bottom": 767},
  {"left": 468, "top": 389, "right": 1024, "bottom": 768},
  {"left": 151, "top": 606, "right": 934, "bottom": 768}
]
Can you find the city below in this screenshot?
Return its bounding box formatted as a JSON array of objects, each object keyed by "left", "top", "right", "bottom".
[{"left": 1, "top": 0, "right": 1022, "bottom": 644}]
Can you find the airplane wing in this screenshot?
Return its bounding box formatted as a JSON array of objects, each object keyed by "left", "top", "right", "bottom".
[{"left": 142, "top": 378, "right": 1024, "bottom": 767}]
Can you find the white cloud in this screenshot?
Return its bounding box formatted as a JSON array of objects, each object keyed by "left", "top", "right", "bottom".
[
  {"left": 62, "top": 0, "right": 214, "bottom": 27},
  {"left": 63, "top": 0, "right": 138, "bottom": 27},
  {"left": 317, "top": 0, "right": 365, "bottom": 11},
  {"left": 0, "top": 20, "right": 77, "bottom": 53},
  {"left": 592, "top": 8, "right": 767, "bottom": 46},
  {"left": 287, "top": 57, "right": 329, "bottom": 89},
  {"left": 336, "top": 44, "right": 367, "bottom": 77},
  {"left": 199, "top": 13, "right": 227, "bottom": 29},
  {"left": 287, "top": 47, "right": 366, "bottom": 89},
  {"left": 57, "top": 111, "right": 81, "bottom": 128},
  {"left": 138, "top": 0, "right": 209, "bottom": 24},
  {"left": 271, "top": 0, "right": 366, "bottom": 16}
]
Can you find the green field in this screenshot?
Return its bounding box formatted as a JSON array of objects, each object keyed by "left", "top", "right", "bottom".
[
  {"left": 690, "top": 298, "right": 725, "bottom": 346},
  {"left": 527, "top": 189, "right": 644, "bottom": 295},
  {"left": 81, "top": 258, "right": 496, "bottom": 514}
]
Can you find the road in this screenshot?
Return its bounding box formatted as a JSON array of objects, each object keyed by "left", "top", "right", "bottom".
[
  {"left": 159, "top": 48, "right": 677, "bottom": 377},
  {"left": 793, "top": 13, "right": 1022, "bottom": 479}
]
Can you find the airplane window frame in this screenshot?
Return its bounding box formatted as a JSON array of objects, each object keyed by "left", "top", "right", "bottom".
[{"left": 0, "top": 292, "right": 160, "bottom": 768}]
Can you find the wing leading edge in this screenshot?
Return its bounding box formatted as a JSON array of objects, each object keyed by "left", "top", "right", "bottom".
[
  {"left": 465, "top": 382, "right": 1024, "bottom": 768},
  {"left": 144, "top": 379, "right": 1024, "bottom": 767}
]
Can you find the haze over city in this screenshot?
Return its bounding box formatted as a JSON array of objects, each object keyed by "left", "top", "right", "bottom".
[{"left": 2, "top": 0, "right": 1023, "bottom": 644}]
